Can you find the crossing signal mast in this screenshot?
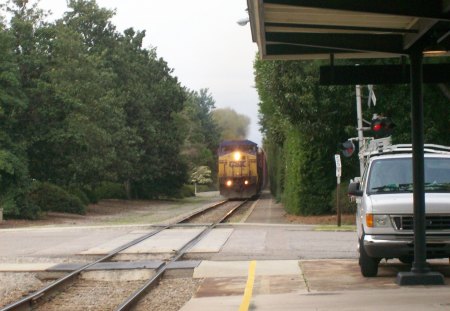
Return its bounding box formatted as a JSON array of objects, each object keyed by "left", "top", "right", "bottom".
[
  {"left": 338, "top": 84, "right": 395, "bottom": 176},
  {"left": 370, "top": 115, "right": 395, "bottom": 138}
]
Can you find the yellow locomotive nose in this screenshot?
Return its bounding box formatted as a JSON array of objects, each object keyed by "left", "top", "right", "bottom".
[{"left": 233, "top": 151, "right": 241, "bottom": 161}]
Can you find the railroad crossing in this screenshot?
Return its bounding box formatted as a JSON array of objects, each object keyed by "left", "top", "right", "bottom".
[{"left": 1, "top": 192, "right": 450, "bottom": 310}]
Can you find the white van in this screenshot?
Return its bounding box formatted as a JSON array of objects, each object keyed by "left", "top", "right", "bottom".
[{"left": 348, "top": 144, "right": 450, "bottom": 277}]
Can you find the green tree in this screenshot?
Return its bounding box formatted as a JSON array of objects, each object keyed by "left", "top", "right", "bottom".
[
  {"left": 212, "top": 107, "right": 250, "bottom": 140},
  {"left": 0, "top": 21, "right": 37, "bottom": 218},
  {"left": 179, "top": 88, "right": 220, "bottom": 172},
  {"left": 190, "top": 166, "right": 213, "bottom": 194}
]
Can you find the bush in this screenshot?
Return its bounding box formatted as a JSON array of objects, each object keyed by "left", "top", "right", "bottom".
[
  {"left": 28, "top": 182, "right": 86, "bottom": 215},
  {"left": 94, "top": 182, "right": 126, "bottom": 200},
  {"left": 2, "top": 190, "right": 41, "bottom": 220},
  {"left": 82, "top": 186, "right": 99, "bottom": 204},
  {"left": 180, "top": 184, "right": 195, "bottom": 197},
  {"left": 169, "top": 184, "right": 195, "bottom": 199},
  {"left": 195, "top": 184, "right": 216, "bottom": 192},
  {"left": 66, "top": 186, "right": 90, "bottom": 205}
]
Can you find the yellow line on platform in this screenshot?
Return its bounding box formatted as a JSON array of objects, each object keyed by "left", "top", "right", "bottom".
[{"left": 239, "top": 260, "right": 257, "bottom": 311}]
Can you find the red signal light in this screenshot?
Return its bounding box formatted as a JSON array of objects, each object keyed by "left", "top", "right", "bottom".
[
  {"left": 370, "top": 116, "right": 394, "bottom": 138},
  {"left": 372, "top": 123, "right": 382, "bottom": 132}
]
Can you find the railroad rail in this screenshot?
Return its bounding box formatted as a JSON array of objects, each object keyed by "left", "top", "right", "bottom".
[
  {"left": 116, "top": 199, "right": 248, "bottom": 311},
  {"left": 1, "top": 199, "right": 245, "bottom": 311}
]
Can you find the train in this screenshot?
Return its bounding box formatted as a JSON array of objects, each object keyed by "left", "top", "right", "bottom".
[{"left": 218, "top": 140, "right": 266, "bottom": 199}]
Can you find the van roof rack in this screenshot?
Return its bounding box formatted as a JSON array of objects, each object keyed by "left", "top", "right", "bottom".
[{"left": 362, "top": 138, "right": 450, "bottom": 157}]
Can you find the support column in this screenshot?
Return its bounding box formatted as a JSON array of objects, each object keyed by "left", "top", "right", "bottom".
[{"left": 396, "top": 49, "right": 444, "bottom": 285}]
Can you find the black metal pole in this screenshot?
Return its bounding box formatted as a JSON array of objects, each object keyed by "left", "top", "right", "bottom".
[
  {"left": 409, "top": 50, "right": 428, "bottom": 274},
  {"left": 396, "top": 49, "right": 444, "bottom": 285}
]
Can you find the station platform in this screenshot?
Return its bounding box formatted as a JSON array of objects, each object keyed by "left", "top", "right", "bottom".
[
  {"left": 1, "top": 259, "right": 450, "bottom": 310},
  {"left": 180, "top": 259, "right": 450, "bottom": 311}
]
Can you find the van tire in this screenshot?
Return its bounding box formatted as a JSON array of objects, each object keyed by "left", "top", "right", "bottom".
[{"left": 359, "top": 235, "right": 379, "bottom": 277}]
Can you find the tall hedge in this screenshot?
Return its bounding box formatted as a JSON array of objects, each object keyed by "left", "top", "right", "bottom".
[
  {"left": 255, "top": 59, "right": 355, "bottom": 215},
  {"left": 255, "top": 56, "right": 449, "bottom": 216}
]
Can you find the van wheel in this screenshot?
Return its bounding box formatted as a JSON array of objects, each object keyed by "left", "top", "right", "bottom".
[{"left": 359, "top": 236, "right": 379, "bottom": 277}]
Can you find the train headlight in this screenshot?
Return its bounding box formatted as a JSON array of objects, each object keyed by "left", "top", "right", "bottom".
[
  {"left": 233, "top": 151, "right": 241, "bottom": 161},
  {"left": 244, "top": 180, "right": 249, "bottom": 185},
  {"left": 226, "top": 180, "right": 233, "bottom": 187}
]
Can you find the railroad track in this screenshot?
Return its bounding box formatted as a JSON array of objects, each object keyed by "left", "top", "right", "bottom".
[{"left": 1, "top": 199, "right": 249, "bottom": 311}]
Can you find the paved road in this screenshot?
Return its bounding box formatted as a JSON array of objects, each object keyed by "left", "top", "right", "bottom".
[{"left": 0, "top": 191, "right": 357, "bottom": 262}]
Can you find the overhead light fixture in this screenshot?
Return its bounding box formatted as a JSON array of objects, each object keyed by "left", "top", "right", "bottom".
[
  {"left": 237, "top": 17, "right": 249, "bottom": 26},
  {"left": 423, "top": 44, "right": 447, "bottom": 56}
]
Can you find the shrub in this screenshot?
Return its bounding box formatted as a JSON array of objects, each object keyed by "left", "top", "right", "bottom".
[
  {"left": 66, "top": 186, "right": 90, "bottom": 205},
  {"left": 180, "top": 184, "right": 195, "bottom": 198},
  {"left": 82, "top": 186, "right": 99, "bottom": 204},
  {"left": 195, "top": 184, "right": 216, "bottom": 192},
  {"left": 28, "top": 182, "right": 86, "bottom": 215},
  {"left": 0, "top": 149, "right": 41, "bottom": 219},
  {"left": 2, "top": 190, "right": 41, "bottom": 220},
  {"left": 94, "top": 182, "right": 126, "bottom": 200}
]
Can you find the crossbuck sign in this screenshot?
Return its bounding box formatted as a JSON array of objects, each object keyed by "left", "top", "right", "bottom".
[{"left": 334, "top": 154, "right": 342, "bottom": 183}]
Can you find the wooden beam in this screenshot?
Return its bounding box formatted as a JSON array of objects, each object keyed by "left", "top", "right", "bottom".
[
  {"left": 266, "top": 32, "right": 404, "bottom": 54},
  {"left": 266, "top": 44, "right": 354, "bottom": 55},
  {"left": 264, "top": 0, "right": 450, "bottom": 21},
  {"left": 319, "top": 64, "right": 450, "bottom": 85},
  {"left": 404, "top": 19, "right": 439, "bottom": 50},
  {"left": 265, "top": 22, "right": 418, "bottom": 34}
]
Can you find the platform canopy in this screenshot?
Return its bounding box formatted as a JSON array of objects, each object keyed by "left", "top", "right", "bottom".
[
  {"left": 246, "top": 0, "right": 450, "bottom": 285},
  {"left": 247, "top": 0, "right": 450, "bottom": 60}
]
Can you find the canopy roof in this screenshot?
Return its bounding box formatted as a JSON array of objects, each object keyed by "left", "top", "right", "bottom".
[{"left": 247, "top": 0, "right": 450, "bottom": 60}]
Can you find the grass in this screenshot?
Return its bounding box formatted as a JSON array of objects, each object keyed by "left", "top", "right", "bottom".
[{"left": 314, "top": 224, "right": 356, "bottom": 232}]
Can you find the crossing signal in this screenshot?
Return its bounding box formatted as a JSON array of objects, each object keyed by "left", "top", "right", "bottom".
[
  {"left": 371, "top": 116, "right": 394, "bottom": 138},
  {"left": 339, "top": 140, "right": 355, "bottom": 157}
]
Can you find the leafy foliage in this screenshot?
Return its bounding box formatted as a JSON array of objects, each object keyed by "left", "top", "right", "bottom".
[
  {"left": 0, "top": 0, "right": 223, "bottom": 218},
  {"left": 212, "top": 108, "right": 250, "bottom": 140},
  {"left": 94, "top": 182, "right": 127, "bottom": 200},
  {"left": 255, "top": 57, "right": 449, "bottom": 215},
  {"left": 190, "top": 166, "right": 213, "bottom": 185},
  {"left": 179, "top": 89, "right": 220, "bottom": 172},
  {"left": 28, "top": 182, "right": 86, "bottom": 215}
]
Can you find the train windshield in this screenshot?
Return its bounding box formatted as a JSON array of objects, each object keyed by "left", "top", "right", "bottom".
[{"left": 220, "top": 145, "right": 257, "bottom": 154}]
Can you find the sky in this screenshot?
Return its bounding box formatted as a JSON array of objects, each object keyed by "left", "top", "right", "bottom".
[{"left": 38, "top": 0, "right": 262, "bottom": 145}]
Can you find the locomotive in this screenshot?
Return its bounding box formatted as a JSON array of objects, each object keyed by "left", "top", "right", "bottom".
[{"left": 218, "top": 140, "right": 266, "bottom": 199}]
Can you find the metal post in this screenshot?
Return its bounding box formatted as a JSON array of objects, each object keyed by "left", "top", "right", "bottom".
[
  {"left": 355, "top": 85, "right": 365, "bottom": 176},
  {"left": 334, "top": 154, "right": 342, "bottom": 227},
  {"left": 410, "top": 50, "right": 427, "bottom": 274},
  {"left": 336, "top": 181, "right": 341, "bottom": 227},
  {"left": 396, "top": 49, "right": 444, "bottom": 285}
]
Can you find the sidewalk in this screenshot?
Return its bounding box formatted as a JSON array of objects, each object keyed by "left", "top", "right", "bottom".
[{"left": 180, "top": 259, "right": 450, "bottom": 311}]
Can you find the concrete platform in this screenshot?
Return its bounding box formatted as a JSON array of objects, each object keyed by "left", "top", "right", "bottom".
[
  {"left": 193, "top": 260, "right": 301, "bottom": 278},
  {"left": 181, "top": 288, "right": 450, "bottom": 311},
  {"left": 180, "top": 259, "right": 450, "bottom": 311},
  {"left": 3, "top": 258, "right": 450, "bottom": 310},
  {"left": 0, "top": 263, "right": 57, "bottom": 272}
]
